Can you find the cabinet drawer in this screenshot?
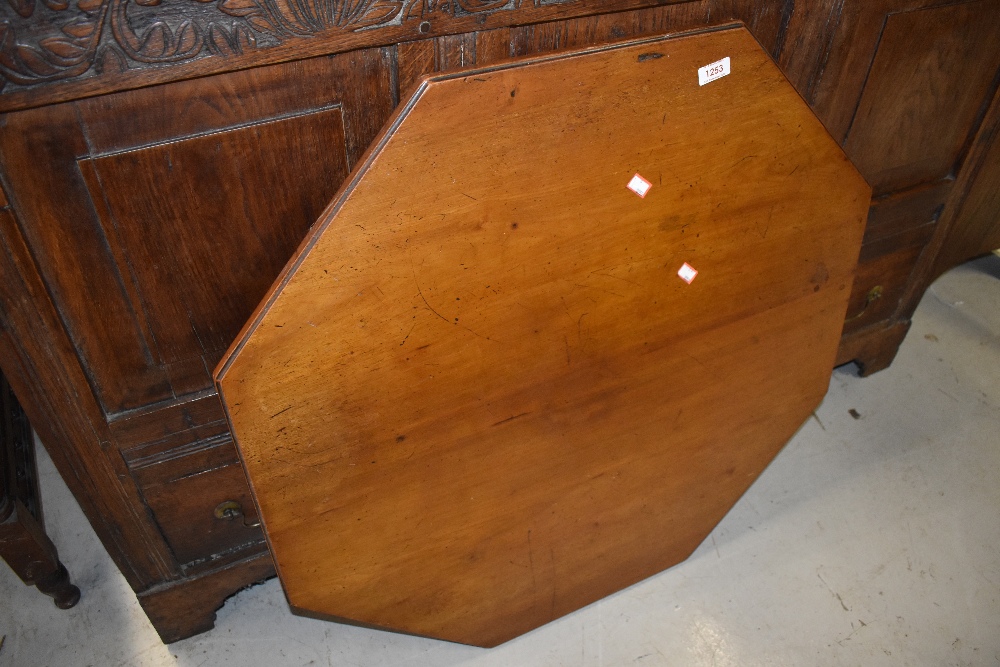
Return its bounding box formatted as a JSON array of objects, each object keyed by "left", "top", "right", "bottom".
[
  {"left": 121, "top": 413, "right": 264, "bottom": 569},
  {"left": 843, "top": 184, "right": 946, "bottom": 334}
]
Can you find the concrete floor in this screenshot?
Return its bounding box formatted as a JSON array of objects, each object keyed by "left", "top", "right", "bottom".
[{"left": 1, "top": 254, "right": 998, "bottom": 667}]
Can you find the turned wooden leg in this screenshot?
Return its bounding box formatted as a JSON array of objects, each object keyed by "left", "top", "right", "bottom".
[
  {"left": 1, "top": 370, "right": 80, "bottom": 609},
  {"left": 0, "top": 498, "right": 81, "bottom": 609}
]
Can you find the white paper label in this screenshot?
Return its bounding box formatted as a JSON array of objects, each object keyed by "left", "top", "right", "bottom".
[
  {"left": 698, "top": 57, "right": 731, "bottom": 86},
  {"left": 677, "top": 262, "right": 698, "bottom": 284},
  {"left": 626, "top": 173, "right": 652, "bottom": 198}
]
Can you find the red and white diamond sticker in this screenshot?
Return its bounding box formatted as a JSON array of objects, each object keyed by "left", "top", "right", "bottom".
[
  {"left": 677, "top": 262, "right": 698, "bottom": 284},
  {"left": 626, "top": 173, "right": 652, "bottom": 198}
]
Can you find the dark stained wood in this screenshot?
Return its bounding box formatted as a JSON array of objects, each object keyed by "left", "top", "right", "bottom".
[
  {"left": 835, "top": 319, "right": 912, "bottom": 376},
  {"left": 396, "top": 39, "right": 437, "bottom": 98},
  {"left": 475, "top": 27, "right": 513, "bottom": 65},
  {"left": 0, "top": 103, "right": 176, "bottom": 413},
  {"left": 109, "top": 393, "right": 229, "bottom": 451},
  {"left": 805, "top": 0, "right": 941, "bottom": 143},
  {"left": 435, "top": 32, "right": 478, "bottom": 72},
  {"left": 511, "top": 2, "right": 717, "bottom": 57},
  {"left": 0, "top": 0, "right": 684, "bottom": 114},
  {"left": 127, "top": 433, "right": 264, "bottom": 567},
  {"left": 0, "top": 201, "right": 179, "bottom": 590},
  {"left": 829, "top": 0, "right": 1000, "bottom": 370},
  {"left": 773, "top": 0, "right": 843, "bottom": 102},
  {"left": 843, "top": 236, "right": 930, "bottom": 334},
  {"left": 892, "top": 79, "right": 1000, "bottom": 330},
  {"left": 0, "top": 42, "right": 395, "bottom": 640},
  {"left": 217, "top": 27, "right": 870, "bottom": 646},
  {"left": 843, "top": 0, "right": 1000, "bottom": 194},
  {"left": 74, "top": 51, "right": 375, "bottom": 159},
  {"left": 863, "top": 179, "right": 951, "bottom": 245},
  {"left": 842, "top": 182, "right": 950, "bottom": 334},
  {"left": 86, "top": 107, "right": 350, "bottom": 377},
  {"left": 0, "top": 49, "right": 390, "bottom": 416},
  {"left": 1, "top": 371, "right": 81, "bottom": 609},
  {"left": 712, "top": 0, "right": 788, "bottom": 57},
  {"left": 0, "top": 500, "right": 82, "bottom": 609},
  {"left": 932, "top": 102, "right": 1000, "bottom": 274},
  {"left": 333, "top": 47, "right": 399, "bottom": 169},
  {"left": 137, "top": 550, "right": 275, "bottom": 644}
]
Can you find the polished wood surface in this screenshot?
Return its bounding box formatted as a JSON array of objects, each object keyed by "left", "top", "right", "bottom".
[{"left": 217, "top": 27, "right": 870, "bottom": 646}]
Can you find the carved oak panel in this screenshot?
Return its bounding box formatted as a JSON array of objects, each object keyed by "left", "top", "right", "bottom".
[
  {"left": 0, "top": 0, "right": 572, "bottom": 89},
  {"left": 0, "top": 0, "right": 703, "bottom": 112}
]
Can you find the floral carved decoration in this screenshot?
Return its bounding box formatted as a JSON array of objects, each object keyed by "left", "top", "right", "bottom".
[{"left": 0, "top": 0, "right": 568, "bottom": 92}]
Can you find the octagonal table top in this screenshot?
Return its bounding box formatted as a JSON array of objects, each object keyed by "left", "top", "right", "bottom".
[{"left": 215, "top": 24, "right": 870, "bottom": 647}]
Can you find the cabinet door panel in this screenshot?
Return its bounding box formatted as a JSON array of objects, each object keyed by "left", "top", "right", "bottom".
[
  {"left": 843, "top": 0, "right": 1000, "bottom": 194},
  {"left": 0, "top": 105, "right": 175, "bottom": 412},
  {"left": 0, "top": 48, "right": 393, "bottom": 416},
  {"left": 83, "top": 107, "right": 348, "bottom": 371}
]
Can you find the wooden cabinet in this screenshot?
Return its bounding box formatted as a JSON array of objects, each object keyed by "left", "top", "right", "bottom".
[
  {"left": 821, "top": 0, "right": 1000, "bottom": 370},
  {"left": 1, "top": 0, "right": 998, "bottom": 643}
]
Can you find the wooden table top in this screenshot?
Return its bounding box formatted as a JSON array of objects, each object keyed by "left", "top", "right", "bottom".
[{"left": 216, "top": 25, "right": 869, "bottom": 647}]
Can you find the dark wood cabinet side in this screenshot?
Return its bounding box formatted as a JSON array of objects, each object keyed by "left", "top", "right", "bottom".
[
  {"left": 0, "top": 46, "right": 397, "bottom": 638},
  {"left": 929, "top": 90, "right": 1000, "bottom": 281},
  {"left": 821, "top": 0, "right": 1000, "bottom": 373},
  {"left": 0, "top": 190, "right": 179, "bottom": 591}
]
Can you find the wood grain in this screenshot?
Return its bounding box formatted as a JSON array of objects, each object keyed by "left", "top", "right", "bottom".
[
  {"left": 863, "top": 179, "right": 951, "bottom": 246},
  {"left": 932, "top": 98, "right": 1000, "bottom": 274},
  {"left": 0, "top": 44, "right": 396, "bottom": 627},
  {"left": 0, "top": 103, "right": 176, "bottom": 412},
  {"left": 86, "top": 106, "right": 350, "bottom": 372},
  {"left": 843, "top": 235, "right": 929, "bottom": 333},
  {"left": 0, "top": 0, "right": 678, "bottom": 114},
  {"left": 136, "top": 550, "right": 275, "bottom": 644},
  {"left": 396, "top": 39, "right": 437, "bottom": 98},
  {"left": 1, "top": 371, "right": 82, "bottom": 609},
  {"left": 0, "top": 50, "right": 390, "bottom": 416},
  {"left": 891, "top": 73, "right": 1000, "bottom": 339},
  {"left": 843, "top": 0, "right": 1000, "bottom": 194},
  {"left": 217, "top": 26, "right": 869, "bottom": 646},
  {"left": 128, "top": 433, "right": 264, "bottom": 567},
  {"left": 0, "top": 202, "right": 179, "bottom": 589}
]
